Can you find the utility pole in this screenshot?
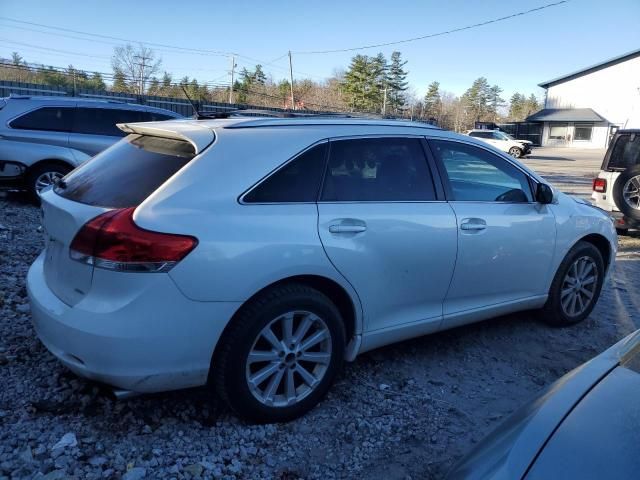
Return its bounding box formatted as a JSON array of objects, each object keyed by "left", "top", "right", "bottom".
[
  {"left": 228, "top": 55, "right": 236, "bottom": 104},
  {"left": 133, "top": 53, "right": 152, "bottom": 95},
  {"left": 288, "top": 50, "right": 295, "bottom": 110},
  {"left": 382, "top": 87, "right": 387, "bottom": 116}
]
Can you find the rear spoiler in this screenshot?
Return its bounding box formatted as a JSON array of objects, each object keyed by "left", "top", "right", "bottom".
[{"left": 117, "top": 121, "right": 215, "bottom": 154}]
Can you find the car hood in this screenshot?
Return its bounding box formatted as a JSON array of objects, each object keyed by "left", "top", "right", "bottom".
[
  {"left": 525, "top": 360, "right": 640, "bottom": 479},
  {"left": 446, "top": 330, "right": 640, "bottom": 480}
]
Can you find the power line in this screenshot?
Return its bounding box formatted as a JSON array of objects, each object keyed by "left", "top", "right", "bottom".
[
  {"left": 0, "top": 16, "right": 233, "bottom": 57},
  {"left": 293, "top": 0, "right": 570, "bottom": 54}
]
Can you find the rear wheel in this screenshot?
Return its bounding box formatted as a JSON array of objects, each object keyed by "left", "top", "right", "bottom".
[
  {"left": 540, "top": 241, "right": 604, "bottom": 326},
  {"left": 26, "top": 162, "right": 72, "bottom": 199},
  {"left": 212, "top": 284, "right": 345, "bottom": 423},
  {"left": 508, "top": 146, "right": 523, "bottom": 158}
]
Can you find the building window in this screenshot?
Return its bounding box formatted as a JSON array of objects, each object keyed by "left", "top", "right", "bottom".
[
  {"left": 549, "top": 123, "right": 568, "bottom": 140},
  {"left": 574, "top": 124, "right": 593, "bottom": 141}
]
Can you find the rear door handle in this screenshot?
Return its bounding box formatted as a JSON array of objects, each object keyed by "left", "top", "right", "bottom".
[
  {"left": 328, "top": 219, "right": 367, "bottom": 234},
  {"left": 460, "top": 218, "right": 487, "bottom": 231}
]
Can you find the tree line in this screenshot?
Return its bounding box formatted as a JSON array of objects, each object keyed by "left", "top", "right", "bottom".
[{"left": 1, "top": 45, "right": 541, "bottom": 131}]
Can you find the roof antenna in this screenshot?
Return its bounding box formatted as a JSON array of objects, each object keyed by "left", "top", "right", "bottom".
[{"left": 181, "top": 85, "right": 203, "bottom": 119}]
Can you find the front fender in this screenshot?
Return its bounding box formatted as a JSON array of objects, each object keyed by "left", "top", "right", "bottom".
[{"left": 549, "top": 193, "right": 617, "bottom": 280}]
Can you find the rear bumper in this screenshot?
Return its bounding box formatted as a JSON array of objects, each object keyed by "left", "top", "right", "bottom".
[{"left": 27, "top": 252, "right": 241, "bottom": 393}]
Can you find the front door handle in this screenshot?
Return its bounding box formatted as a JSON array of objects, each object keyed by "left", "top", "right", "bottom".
[
  {"left": 328, "top": 219, "right": 367, "bottom": 234},
  {"left": 460, "top": 218, "right": 487, "bottom": 231}
]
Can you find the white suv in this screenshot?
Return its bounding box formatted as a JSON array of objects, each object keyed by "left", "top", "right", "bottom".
[
  {"left": 467, "top": 129, "right": 533, "bottom": 158},
  {"left": 28, "top": 116, "right": 615, "bottom": 423},
  {"left": 592, "top": 129, "right": 640, "bottom": 233}
]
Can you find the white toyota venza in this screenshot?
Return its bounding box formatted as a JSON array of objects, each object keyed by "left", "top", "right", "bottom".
[{"left": 27, "top": 116, "right": 616, "bottom": 422}]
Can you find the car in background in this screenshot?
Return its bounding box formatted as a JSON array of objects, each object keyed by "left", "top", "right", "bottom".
[
  {"left": 447, "top": 329, "right": 640, "bottom": 479},
  {"left": 28, "top": 116, "right": 615, "bottom": 423},
  {"left": 592, "top": 129, "right": 640, "bottom": 234},
  {"left": 0, "top": 95, "right": 182, "bottom": 197},
  {"left": 467, "top": 129, "right": 533, "bottom": 158}
]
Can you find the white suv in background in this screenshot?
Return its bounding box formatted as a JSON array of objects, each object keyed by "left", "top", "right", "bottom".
[
  {"left": 592, "top": 129, "right": 640, "bottom": 233},
  {"left": 467, "top": 129, "right": 533, "bottom": 158},
  {"left": 28, "top": 116, "right": 615, "bottom": 423}
]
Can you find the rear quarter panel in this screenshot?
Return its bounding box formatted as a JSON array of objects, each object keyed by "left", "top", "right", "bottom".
[{"left": 132, "top": 125, "right": 362, "bottom": 308}]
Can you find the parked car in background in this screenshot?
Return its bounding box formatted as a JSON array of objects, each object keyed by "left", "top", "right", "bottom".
[
  {"left": 592, "top": 129, "right": 640, "bottom": 234},
  {"left": 447, "top": 329, "right": 640, "bottom": 480},
  {"left": 28, "top": 116, "right": 615, "bottom": 423},
  {"left": 0, "top": 95, "right": 182, "bottom": 197},
  {"left": 467, "top": 129, "right": 533, "bottom": 158}
]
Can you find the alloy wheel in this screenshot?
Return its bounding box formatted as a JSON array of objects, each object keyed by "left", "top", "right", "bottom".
[
  {"left": 35, "top": 171, "right": 64, "bottom": 195},
  {"left": 560, "top": 256, "right": 598, "bottom": 317},
  {"left": 622, "top": 175, "right": 640, "bottom": 211},
  {"left": 509, "top": 147, "right": 522, "bottom": 158},
  {"left": 245, "top": 311, "right": 332, "bottom": 407}
]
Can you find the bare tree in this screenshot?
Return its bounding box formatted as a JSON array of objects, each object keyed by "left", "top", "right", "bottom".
[{"left": 111, "top": 44, "right": 161, "bottom": 95}]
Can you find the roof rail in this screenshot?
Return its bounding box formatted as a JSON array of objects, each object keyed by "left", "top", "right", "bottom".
[{"left": 195, "top": 108, "right": 371, "bottom": 120}]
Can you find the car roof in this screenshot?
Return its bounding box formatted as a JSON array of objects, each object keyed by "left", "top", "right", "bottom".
[{"left": 3, "top": 95, "right": 181, "bottom": 116}]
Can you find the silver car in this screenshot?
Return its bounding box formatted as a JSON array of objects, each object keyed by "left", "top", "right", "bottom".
[{"left": 0, "top": 95, "right": 182, "bottom": 196}]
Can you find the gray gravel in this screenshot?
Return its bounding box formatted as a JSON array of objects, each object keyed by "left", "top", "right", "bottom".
[{"left": 1, "top": 191, "right": 640, "bottom": 480}]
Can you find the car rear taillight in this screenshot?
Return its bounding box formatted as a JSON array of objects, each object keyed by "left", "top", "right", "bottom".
[
  {"left": 69, "top": 207, "right": 198, "bottom": 273},
  {"left": 592, "top": 178, "right": 607, "bottom": 193}
]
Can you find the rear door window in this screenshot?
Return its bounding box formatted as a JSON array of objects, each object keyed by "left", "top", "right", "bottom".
[
  {"left": 73, "top": 108, "right": 144, "bottom": 136},
  {"left": 56, "top": 135, "right": 196, "bottom": 207},
  {"left": 607, "top": 133, "right": 640, "bottom": 170},
  {"left": 10, "top": 106, "right": 74, "bottom": 132},
  {"left": 321, "top": 137, "right": 436, "bottom": 202}
]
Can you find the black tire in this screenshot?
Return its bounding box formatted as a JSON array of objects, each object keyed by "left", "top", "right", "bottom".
[
  {"left": 616, "top": 227, "right": 630, "bottom": 236},
  {"left": 26, "top": 162, "right": 72, "bottom": 201},
  {"left": 508, "top": 147, "right": 523, "bottom": 158},
  {"left": 612, "top": 165, "right": 640, "bottom": 221},
  {"left": 540, "top": 241, "right": 604, "bottom": 327},
  {"left": 212, "top": 283, "right": 345, "bottom": 423}
]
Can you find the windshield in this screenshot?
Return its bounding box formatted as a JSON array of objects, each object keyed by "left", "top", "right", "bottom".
[{"left": 495, "top": 131, "right": 514, "bottom": 140}]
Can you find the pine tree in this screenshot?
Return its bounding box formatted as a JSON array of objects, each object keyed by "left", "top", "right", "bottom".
[
  {"left": 509, "top": 93, "right": 525, "bottom": 120},
  {"left": 111, "top": 68, "right": 129, "bottom": 93},
  {"left": 524, "top": 94, "right": 540, "bottom": 118},
  {"left": 423, "top": 81, "right": 441, "bottom": 120},
  {"left": 462, "top": 77, "right": 491, "bottom": 122},
  {"left": 387, "top": 51, "right": 408, "bottom": 113},
  {"left": 253, "top": 65, "right": 267, "bottom": 85},
  {"left": 343, "top": 54, "right": 381, "bottom": 112},
  {"left": 487, "top": 84, "right": 505, "bottom": 121}
]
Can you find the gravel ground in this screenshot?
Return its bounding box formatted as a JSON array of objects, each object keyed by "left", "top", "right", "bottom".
[{"left": 1, "top": 191, "right": 640, "bottom": 480}]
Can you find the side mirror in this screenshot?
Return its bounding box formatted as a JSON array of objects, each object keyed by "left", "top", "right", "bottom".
[{"left": 535, "top": 183, "right": 554, "bottom": 204}]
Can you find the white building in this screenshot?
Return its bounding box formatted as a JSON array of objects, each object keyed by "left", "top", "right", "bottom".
[{"left": 529, "top": 49, "right": 640, "bottom": 148}]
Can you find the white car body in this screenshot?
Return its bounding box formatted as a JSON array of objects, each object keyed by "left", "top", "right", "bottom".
[
  {"left": 28, "top": 117, "right": 616, "bottom": 400},
  {"left": 467, "top": 129, "right": 533, "bottom": 158}
]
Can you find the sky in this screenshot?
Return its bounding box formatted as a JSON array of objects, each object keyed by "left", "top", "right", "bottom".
[{"left": 1, "top": 0, "right": 639, "bottom": 101}]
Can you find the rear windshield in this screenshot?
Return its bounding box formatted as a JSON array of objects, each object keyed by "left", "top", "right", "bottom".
[
  {"left": 606, "top": 133, "right": 640, "bottom": 170},
  {"left": 55, "top": 134, "right": 196, "bottom": 207}
]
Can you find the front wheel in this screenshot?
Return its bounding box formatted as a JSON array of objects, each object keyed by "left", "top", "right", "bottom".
[
  {"left": 540, "top": 241, "right": 604, "bottom": 326},
  {"left": 212, "top": 284, "right": 346, "bottom": 423},
  {"left": 508, "top": 147, "right": 523, "bottom": 158}
]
